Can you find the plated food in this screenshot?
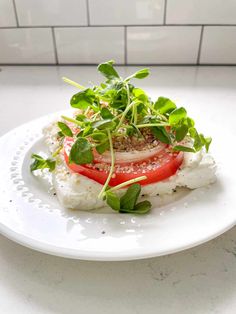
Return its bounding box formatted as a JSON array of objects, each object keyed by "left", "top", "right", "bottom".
[{"left": 31, "top": 61, "right": 216, "bottom": 213}]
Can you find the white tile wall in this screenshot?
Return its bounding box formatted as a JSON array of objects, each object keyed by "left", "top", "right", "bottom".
[
  {"left": 0, "top": 0, "right": 17, "bottom": 27},
  {"left": 200, "top": 26, "right": 236, "bottom": 64},
  {"left": 88, "top": 0, "right": 165, "bottom": 25},
  {"left": 55, "top": 27, "right": 124, "bottom": 64},
  {"left": 15, "top": 0, "right": 87, "bottom": 26},
  {"left": 127, "top": 26, "right": 201, "bottom": 64},
  {"left": 166, "top": 0, "right": 236, "bottom": 24},
  {"left": 0, "top": 0, "right": 235, "bottom": 64},
  {"left": 0, "top": 28, "right": 55, "bottom": 64}
]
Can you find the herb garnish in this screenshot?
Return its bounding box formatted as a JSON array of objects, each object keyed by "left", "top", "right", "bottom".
[
  {"left": 30, "top": 154, "right": 56, "bottom": 172},
  {"left": 31, "top": 60, "right": 212, "bottom": 214},
  {"left": 105, "top": 184, "right": 151, "bottom": 214}
]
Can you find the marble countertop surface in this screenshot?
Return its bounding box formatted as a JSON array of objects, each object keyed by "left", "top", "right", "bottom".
[{"left": 0, "top": 65, "right": 235, "bottom": 314}]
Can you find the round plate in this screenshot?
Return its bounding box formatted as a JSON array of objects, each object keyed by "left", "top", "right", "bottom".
[{"left": 0, "top": 112, "right": 235, "bottom": 261}]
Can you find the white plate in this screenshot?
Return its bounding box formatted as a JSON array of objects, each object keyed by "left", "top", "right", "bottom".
[{"left": 0, "top": 112, "right": 235, "bottom": 261}]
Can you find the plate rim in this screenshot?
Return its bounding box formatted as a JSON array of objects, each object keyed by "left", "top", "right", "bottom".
[
  {"left": 0, "top": 113, "right": 235, "bottom": 261},
  {"left": 0, "top": 217, "right": 235, "bottom": 261}
]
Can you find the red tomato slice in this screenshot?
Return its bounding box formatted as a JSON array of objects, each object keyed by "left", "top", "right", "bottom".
[{"left": 63, "top": 137, "right": 184, "bottom": 186}]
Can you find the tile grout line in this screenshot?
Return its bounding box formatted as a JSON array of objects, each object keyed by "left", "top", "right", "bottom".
[
  {"left": 163, "top": 0, "right": 168, "bottom": 24},
  {"left": 0, "top": 63, "right": 236, "bottom": 66},
  {"left": 12, "top": 0, "right": 19, "bottom": 27},
  {"left": 124, "top": 26, "right": 127, "bottom": 65},
  {"left": 197, "top": 26, "right": 204, "bottom": 65},
  {"left": 0, "top": 24, "right": 236, "bottom": 29},
  {"left": 86, "top": 0, "right": 90, "bottom": 26},
  {"left": 51, "top": 27, "right": 59, "bottom": 64}
]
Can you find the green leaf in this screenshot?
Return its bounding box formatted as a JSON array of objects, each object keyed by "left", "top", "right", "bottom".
[
  {"left": 100, "top": 83, "right": 107, "bottom": 88},
  {"left": 95, "top": 140, "right": 109, "bottom": 154},
  {"left": 125, "top": 68, "right": 150, "bottom": 81},
  {"left": 76, "top": 114, "right": 88, "bottom": 122},
  {"left": 151, "top": 126, "right": 171, "bottom": 144},
  {"left": 186, "top": 117, "right": 195, "bottom": 128},
  {"left": 90, "top": 132, "right": 107, "bottom": 142},
  {"left": 120, "top": 200, "right": 151, "bottom": 214},
  {"left": 99, "top": 81, "right": 124, "bottom": 98},
  {"left": 132, "top": 88, "right": 148, "bottom": 102},
  {"left": 133, "top": 200, "right": 151, "bottom": 214},
  {"left": 204, "top": 137, "right": 212, "bottom": 152},
  {"left": 173, "top": 145, "right": 195, "bottom": 152},
  {"left": 175, "top": 124, "right": 188, "bottom": 142},
  {"left": 198, "top": 134, "right": 212, "bottom": 152},
  {"left": 120, "top": 184, "right": 141, "bottom": 211},
  {"left": 92, "top": 119, "right": 116, "bottom": 130},
  {"left": 69, "top": 137, "right": 93, "bottom": 165},
  {"left": 97, "top": 60, "right": 120, "bottom": 80},
  {"left": 106, "top": 191, "right": 120, "bottom": 211},
  {"left": 70, "top": 88, "right": 95, "bottom": 109},
  {"left": 154, "top": 97, "right": 176, "bottom": 114},
  {"left": 169, "top": 107, "right": 187, "bottom": 126},
  {"left": 57, "top": 121, "right": 73, "bottom": 137},
  {"left": 30, "top": 154, "right": 56, "bottom": 172},
  {"left": 100, "top": 107, "right": 114, "bottom": 119},
  {"left": 189, "top": 128, "right": 203, "bottom": 152},
  {"left": 83, "top": 125, "right": 93, "bottom": 136},
  {"left": 194, "top": 136, "right": 203, "bottom": 151},
  {"left": 77, "top": 125, "right": 92, "bottom": 138},
  {"left": 57, "top": 131, "right": 65, "bottom": 139}
]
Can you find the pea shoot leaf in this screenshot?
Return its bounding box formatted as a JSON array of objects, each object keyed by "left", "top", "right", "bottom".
[
  {"left": 70, "top": 88, "right": 95, "bottom": 109},
  {"left": 90, "top": 132, "right": 107, "bottom": 142},
  {"left": 186, "top": 117, "right": 195, "bottom": 128},
  {"left": 133, "top": 200, "right": 152, "bottom": 214},
  {"left": 169, "top": 107, "right": 187, "bottom": 126},
  {"left": 57, "top": 122, "right": 73, "bottom": 137},
  {"left": 173, "top": 145, "right": 195, "bottom": 152},
  {"left": 105, "top": 183, "right": 151, "bottom": 214},
  {"left": 154, "top": 97, "right": 176, "bottom": 114},
  {"left": 57, "top": 131, "right": 65, "bottom": 139},
  {"left": 69, "top": 137, "right": 93, "bottom": 165},
  {"left": 151, "top": 126, "right": 171, "bottom": 144},
  {"left": 119, "top": 200, "right": 151, "bottom": 214},
  {"left": 100, "top": 107, "right": 114, "bottom": 119},
  {"left": 76, "top": 114, "right": 88, "bottom": 122},
  {"left": 30, "top": 154, "right": 56, "bottom": 172},
  {"left": 204, "top": 137, "right": 212, "bottom": 152},
  {"left": 95, "top": 140, "right": 109, "bottom": 154},
  {"left": 97, "top": 60, "right": 120, "bottom": 80},
  {"left": 92, "top": 119, "right": 116, "bottom": 130},
  {"left": 120, "top": 184, "right": 141, "bottom": 210},
  {"left": 132, "top": 88, "right": 148, "bottom": 102},
  {"left": 106, "top": 191, "right": 120, "bottom": 211},
  {"left": 175, "top": 124, "right": 189, "bottom": 142},
  {"left": 125, "top": 68, "right": 150, "bottom": 81}
]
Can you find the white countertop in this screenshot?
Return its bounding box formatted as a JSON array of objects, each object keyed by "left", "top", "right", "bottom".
[{"left": 0, "top": 65, "right": 236, "bottom": 314}]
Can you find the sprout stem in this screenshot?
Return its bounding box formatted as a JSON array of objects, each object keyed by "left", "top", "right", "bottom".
[
  {"left": 136, "top": 123, "right": 169, "bottom": 128},
  {"left": 52, "top": 145, "right": 63, "bottom": 157},
  {"left": 62, "top": 77, "right": 85, "bottom": 90},
  {"left": 108, "top": 176, "right": 147, "bottom": 193},
  {"left": 61, "top": 115, "right": 82, "bottom": 126},
  {"left": 98, "top": 130, "right": 115, "bottom": 199}
]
